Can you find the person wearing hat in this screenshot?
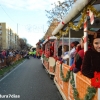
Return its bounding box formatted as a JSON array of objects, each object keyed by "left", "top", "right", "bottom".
[{"left": 82, "top": 29, "right": 100, "bottom": 79}]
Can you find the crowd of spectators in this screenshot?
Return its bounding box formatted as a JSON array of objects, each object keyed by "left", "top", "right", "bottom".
[{"left": 0, "top": 49, "right": 28, "bottom": 68}]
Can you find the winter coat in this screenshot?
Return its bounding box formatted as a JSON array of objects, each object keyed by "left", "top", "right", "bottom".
[{"left": 82, "top": 49, "right": 100, "bottom": 78}]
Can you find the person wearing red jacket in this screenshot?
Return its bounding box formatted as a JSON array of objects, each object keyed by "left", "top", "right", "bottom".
[{"left": 70, "top": 37, "right": 91, "bottom": 73}]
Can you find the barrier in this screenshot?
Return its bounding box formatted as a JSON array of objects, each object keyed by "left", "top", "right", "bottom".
[
  {"left": 43, "top": 57, "right": 56, "bottom": 75},
  {"left": 62, "top": 64, "right": 70, "bottom": 100},
  {"left": 54, "top": 62, "right": 68, "bottom": 100},
  {"left": 48, "top": 57, "right": 56, "bottom": 75},
  {"left": 54, "top": 62, "right": 98, "bottom": 100},
  {"left": 0, "top": 54, "right": 23, "bottom": 69},
  {"left": 76, "top": 72, "right": 98, "bottom": 100}
]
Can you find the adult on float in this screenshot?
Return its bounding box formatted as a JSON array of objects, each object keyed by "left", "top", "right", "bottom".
[
  {"left": 69, "top": 42, "right": 76, "bottom": 66},
  {"left": 70, "top": 36, "right": 91, "bottom": 73},
  {"left": 82, "top": 29, "right": 100, "bottom": 87},
  {"left": 61, "top": 45, "right": 69, "bottom": 64}
]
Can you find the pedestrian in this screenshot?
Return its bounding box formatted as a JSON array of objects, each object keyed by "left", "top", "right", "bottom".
[{"left": 33, "top": 50, "right": 36, "bottom": 58}]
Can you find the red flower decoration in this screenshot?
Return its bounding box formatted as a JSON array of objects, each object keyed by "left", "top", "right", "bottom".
[
  {"left": 46, "top": 55, "right": 49, "bottom": 58},
  {"left": 70, "top": 66, "right": 74, "bottom": 71},
  {"left": 42, "top": 51, "right": 44, "bottom": 54},
  {"left": 54, "top": 57, "right": 57, "bottom": 61},
  {"left": 60, "top": 61, "right": 63, "bottom": 64},
  {"left": 91, "top": 72, "right": 100, "bottom": 88}
]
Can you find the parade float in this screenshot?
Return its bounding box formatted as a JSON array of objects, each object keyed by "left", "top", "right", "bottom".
[
  {"left": 42, "top": 36, "right": 57, "bottom": 77},
  {"left": 51, "top": 0, "right": 100, "bottom": 100},
  {"left": 42, "top": 35, "right": 81, "bottom": 78},
  {"left": 36, "top": 39, "right": 44, "bottom": 58}
]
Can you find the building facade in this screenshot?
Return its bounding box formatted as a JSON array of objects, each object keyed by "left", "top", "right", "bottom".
[
  {"left": 44, "top": 19, "right": 59, "bottom": 39},
  {"left": 0, "top": 23, "right": 19, "bottom": 50}
]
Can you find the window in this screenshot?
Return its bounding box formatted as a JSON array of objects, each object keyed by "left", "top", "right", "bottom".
[
  {"left": 0, "top": 26, "right": 2, "bottom": 29},
  {"left": 0, "top": 30, "right": 2, "bottom": 34}
]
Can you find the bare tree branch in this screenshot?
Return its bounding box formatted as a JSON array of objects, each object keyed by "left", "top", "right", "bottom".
[{"left": 45, "top": 0, "right": 74, "bottom": 25}]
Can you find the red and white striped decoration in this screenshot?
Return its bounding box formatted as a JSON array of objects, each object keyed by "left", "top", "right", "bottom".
[
  {"left": 84, "top": 17, "right": 88, "bottom": 53},
  {"left": 89, "top": 10, "right": 94, "bottom": 25},
  {"left": 62, "top": 21, "right": 65, "bottom": 25}
]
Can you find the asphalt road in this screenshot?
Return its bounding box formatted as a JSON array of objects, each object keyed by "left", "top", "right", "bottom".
[{"left": 0, "top": 57, "right": 63, "bottom": 100}]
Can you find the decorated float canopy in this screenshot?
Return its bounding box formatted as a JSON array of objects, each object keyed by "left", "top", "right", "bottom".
[
  {"left": 52, "top": 0, "right": 100, "bottom": 37},
  {"left": 42, "top": 36, "right": 57, "bottom": 45},
  {"left": 57, "top": 37, "right": 81, "bottom": 46}
]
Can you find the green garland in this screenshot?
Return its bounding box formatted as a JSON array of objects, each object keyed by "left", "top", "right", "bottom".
[
  {"left": 60, "top": 64, "right": 71, "bottom": 82},
  {"left": 43, "top": 56, "right": 49, "bottom": 61},
  {"left": 70, "top": 72, "right": 97, "bottom": 100},
  {"left": 70, "top": 71, "right": 79, "bottom": 100},
  {"left": 84, "top": 87, "right": 97, "bottom": 100},
  {"left": 42, "top": 54, "right": 44, "bottom": 58},
  {"left": 60, "top": 64, "right": 97, "bottom": 100}
]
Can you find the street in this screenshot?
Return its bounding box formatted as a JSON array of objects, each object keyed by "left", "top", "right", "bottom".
[{"left": 0, "top": 57, "right": 63, "bottom": 100}]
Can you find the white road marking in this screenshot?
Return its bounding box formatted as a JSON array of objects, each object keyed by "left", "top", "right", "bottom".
[{"left": 0, "top": 60, "right": 26, "bottom": 82}]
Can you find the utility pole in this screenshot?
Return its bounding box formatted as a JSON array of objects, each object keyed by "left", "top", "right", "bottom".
[
  {"left": 17, "top": 23, "right": 18, "bottom": 35},
  {"left": 17, "top": 23, "right": 19, "bottom": 49}
]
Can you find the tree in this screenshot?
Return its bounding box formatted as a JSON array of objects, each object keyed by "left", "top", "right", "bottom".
[
  {"left": 45, "top": 0, "right": 74, "bottom": 25},
  {"left": 19, "top": 38, "right": 27, "bottom": 50},
  {"left": 19, "top": 38, "right": 32, "bottom": 50},
  {"left": 26, "top": 43, "right": 32, "bottom": 50}
]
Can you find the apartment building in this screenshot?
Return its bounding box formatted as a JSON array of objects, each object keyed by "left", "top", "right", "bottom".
[{"left": 0, "top": 22, "right": 19, "bottom": 50}]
